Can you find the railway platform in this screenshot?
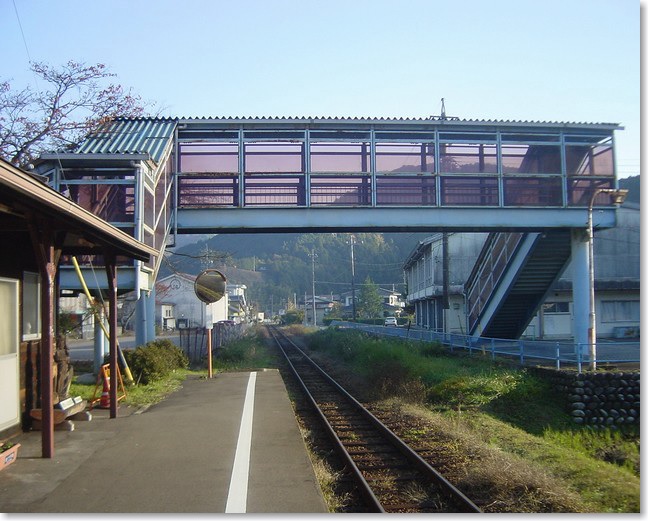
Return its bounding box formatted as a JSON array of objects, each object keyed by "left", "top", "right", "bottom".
[{"left": 0, "top": 370, "right": 327, "bottom": 513}]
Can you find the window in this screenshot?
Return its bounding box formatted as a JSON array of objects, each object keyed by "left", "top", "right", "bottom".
[
  {"left": 180, "top": 143, "right": 239, "bottom": 173},
  {"left": 565, "top": 144, "right": 614, "bottom": 177},
  {"left": 601, "top": 300, "right": 640, "bottom": 322},
  {"left": 22, "top": 272, "right": 41, "bottom": 340},
  {"left": 501, "top": 144, "right": 561, "bottom": 174},
  {"left": 375, "top": 143, "right": 434, "bottom": 173},
  {"left": 376, "top": 176, "right": 436, "bottom": 206},
  {"left": 310, "top": 143, "right": 370, "bottom": 173},
  {"left": 439, "top": 143, "right": 497, "bottom": 174},
  {"left": 542, "top": 302, "right": 569, "bottom": 314},
  {"left": 245, "top": 143, "right": 304, "bottom": 173},
  {"left": 568, "top": 178, "right": 614, "bottom": 206}
]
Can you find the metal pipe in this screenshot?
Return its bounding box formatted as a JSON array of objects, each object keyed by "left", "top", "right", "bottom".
[
  {"left": 309, "top": 249, "right": 317, "bottom": 326},
  {"left": 71, "top": 256, "right": 134, "bottom": 383},
  {"left": 587, "top": 188, "right": 628, "bottom": 370}
]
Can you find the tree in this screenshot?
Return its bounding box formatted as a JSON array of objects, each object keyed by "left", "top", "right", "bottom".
[
  {"left": 0, "top": 61, "right": 150, "bottom": 168},
  {"left": 281, "top": 309, "right": 304, "bottom": 325},
  {"left": 357, "top": 276, "right": 384, "bottom": 319}
]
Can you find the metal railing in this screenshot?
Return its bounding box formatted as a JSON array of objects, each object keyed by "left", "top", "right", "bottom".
[
  {"left": 464, "top": 232, "right": 525, "bottom": 333},
  {"left": 330, "top": 321, "right": 640, "bottom": 373}
]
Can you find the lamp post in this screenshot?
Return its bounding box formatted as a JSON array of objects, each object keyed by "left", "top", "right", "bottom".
[
  {"left": 349, "top": 235, "right": 357, "bottom": 321},
  {"left": 309, "top": 249, "right": 318, "bottom": 326},
  {"left": 586, "top": 188, "right": 628, "bottom": 370}
]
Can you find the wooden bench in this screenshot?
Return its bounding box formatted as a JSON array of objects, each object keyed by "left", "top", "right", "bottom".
[{"left": 30, "top": 397, "right": 89, "bottom": 431}]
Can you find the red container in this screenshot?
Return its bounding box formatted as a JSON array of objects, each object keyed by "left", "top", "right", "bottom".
[{"left": 0, "top": 443, "right": 20, "bottom": 471}]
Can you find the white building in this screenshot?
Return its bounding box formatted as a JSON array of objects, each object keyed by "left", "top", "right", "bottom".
[
  {"left": 339, "top": 287, "right": 406, "bottom": 318},
  {"left": 403, "top": 233, "right": 486, "bottom": 334},
  {"left": 226, "top": 284, "right": 249, "bottom": 323},
  {"left": 58, "top": 291, "right": 95, "bottom": 338},
  {"left": 525, "top": 204, "right": 640, "bottom": 339},
  {"left": 403, "top": 204, "right": 640, "bottom": 340},
  {"left": 154, "top": 273, "right": 229, "bottom": 330},
  {"left": 302, "top": 295, "right": 336, "bottom": 326}
]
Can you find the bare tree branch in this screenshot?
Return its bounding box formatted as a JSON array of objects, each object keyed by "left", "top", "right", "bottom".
[{"left": 0, "top": 61, "right": 154, "bottom": 168}]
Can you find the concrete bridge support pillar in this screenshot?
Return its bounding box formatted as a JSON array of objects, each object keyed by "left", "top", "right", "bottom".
[
  {"left": 93, "top": 307, "right": 107, "bottom": 374},
  {"left": 571, "top": 229, "right": 590, "bottom": 355},
  {"left": 135, "top": 287, "right": 157, "bottom": 346}
]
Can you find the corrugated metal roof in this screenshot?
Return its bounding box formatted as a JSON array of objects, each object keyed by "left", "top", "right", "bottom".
[
  {"left": 74, "top": 118, "right": 177, "bottom": 163},
  {"left": 176, "top": 116, "right": 621, "bottom": 128},
  {"left": 70, "top": 116, "right": 620, "bottom": 164}
]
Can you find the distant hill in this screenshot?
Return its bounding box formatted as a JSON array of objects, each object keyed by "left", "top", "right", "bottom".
[{"left": 162, "top": 232, "right": 430, "bottom": 313}]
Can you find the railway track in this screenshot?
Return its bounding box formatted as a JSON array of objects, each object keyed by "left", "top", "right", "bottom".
[{"left": 268, "top": 326, "right": 481, "bottom": 514}]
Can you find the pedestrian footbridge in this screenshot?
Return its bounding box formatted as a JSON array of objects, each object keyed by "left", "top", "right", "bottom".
[{"left": 36, "top": 116, "right": 624, "bottom": 346}]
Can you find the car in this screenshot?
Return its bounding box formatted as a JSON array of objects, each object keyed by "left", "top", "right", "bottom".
[{"left": 384, "top": 316, "right": 398, "bottom": 327}]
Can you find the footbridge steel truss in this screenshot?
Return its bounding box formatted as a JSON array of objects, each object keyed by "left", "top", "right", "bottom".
[{"left": 36, "top": 116, "right": 624, "bottom": 346}]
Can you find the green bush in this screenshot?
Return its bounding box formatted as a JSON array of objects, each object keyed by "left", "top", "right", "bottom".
[
  {"left": 123, "top": 339, "right": 189, "bottom": 385},
  {"left": 213, "top": 328, "right": 276, "bottom": 370},
  {"left": 281, "top": 309, "right": 304, "bottom": 325},
  {"left": 309, "top": 329, "right": 554, "bottom": 409},
  {"left": 218, "top": 338, "right": 251, "bottom": 363},
  {"left": 428, "top": 372, "right": 522, "bottom": 408}
]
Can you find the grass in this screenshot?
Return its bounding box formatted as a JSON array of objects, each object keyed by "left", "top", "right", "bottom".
[
  {"left": 69, "top": 368, "right": 197, "bottom": 408},
  {"left": 298, "top": 425, "right": 350, "bottom": 512},
  {"left": 455, "top": 411, "right": 640, "bottom": 512},
  {"left": 305, "top": 327, "right": 640, "bottom": 513},
  {"left": 211, "top": 327, "right": 278, "bottom": 372},
  {"left": 68, "top": 327, "right": 639, "bottom": 512},
  {"left": 68, "top": 327, "right": 277, "bottom": 408},
  {"left": 542, "top": 426, "right": 640, "bottom": 476}
]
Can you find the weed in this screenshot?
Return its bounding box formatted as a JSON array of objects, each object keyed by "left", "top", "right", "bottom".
[
  {"left": 213, "top": 327, "right": 278, "bottom": 371},
  {"left": 543, "top": 427, "right": 640, "bottom": 476},
  {"left": 123, "top": 339, "right": 188, "bottom": 385},
  {"left": 401, "top": 427, "right": 427, "bottom": 442},
  {"left": 305, "top": 328, "right": 640, "bottom": 512}
]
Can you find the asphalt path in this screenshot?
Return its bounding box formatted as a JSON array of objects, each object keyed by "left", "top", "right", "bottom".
[{"left": 2, "top": 371, "right": 327, "bottom": 513}]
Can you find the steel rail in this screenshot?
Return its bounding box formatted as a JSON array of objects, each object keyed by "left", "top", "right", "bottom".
[
  {"left": 268, "top": 326, "right": 385, "bottom": 512},
  {"left": 269, "top": 326, "right": 482, "bottom": 513}
]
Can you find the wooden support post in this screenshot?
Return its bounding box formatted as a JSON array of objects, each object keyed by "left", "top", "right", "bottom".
[
  {"left": 104, "top": 251, "right": 118, "bottom": 419},
  {"left": 28, "top": 221, "right": 63, "bottom": 458}
]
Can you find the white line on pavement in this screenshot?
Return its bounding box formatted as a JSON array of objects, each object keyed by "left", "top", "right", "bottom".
[{"left": 225, "top": 371, "right": 257, "bottom": 513}]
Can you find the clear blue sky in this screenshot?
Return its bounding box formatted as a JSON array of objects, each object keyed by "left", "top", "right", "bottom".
[{"left": 1, "top": 0, "right": 640, "bottom": 178}]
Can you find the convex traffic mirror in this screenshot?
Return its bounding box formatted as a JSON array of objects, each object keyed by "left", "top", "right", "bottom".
[{"left": 194, "top": 269, "right": 227, "bottom": 304}]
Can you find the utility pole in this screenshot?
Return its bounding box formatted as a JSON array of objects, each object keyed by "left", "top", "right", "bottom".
[
  {"left": 351, "top": 237, "right": 357, "bottom": 321},
  {"left": 309, "top": 249, "right": 318, "bottom": 326},
  {"left": 442, "top": 232, "right": 450, "bottom": 333}
]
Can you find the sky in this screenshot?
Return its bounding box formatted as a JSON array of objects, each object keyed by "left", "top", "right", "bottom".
[{"left": 1, "top": 0, "right": 640, "bottom": 178}]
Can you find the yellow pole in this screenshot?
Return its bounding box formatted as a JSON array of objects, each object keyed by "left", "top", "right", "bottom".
[
  {"left": 207, "top": 328, "right": 213, "bottom": 379},
  {"left": 71, "top": 257, "right": 134, "bottom": 383}
]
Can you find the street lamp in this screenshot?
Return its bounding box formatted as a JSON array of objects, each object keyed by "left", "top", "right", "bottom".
[
  {"left": 349, "top": 235, "right": 357, "bottom": 321},
  {"left": 587, "top": 188, "right": 628, "bottom": 370},
  {"left": 308, "top": 249, "right": 318, "bottom": 326}
]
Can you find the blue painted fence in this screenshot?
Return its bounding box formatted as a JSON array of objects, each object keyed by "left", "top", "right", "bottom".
[{"left": 329, "top": 321, "right": 640, "bottom": 373}]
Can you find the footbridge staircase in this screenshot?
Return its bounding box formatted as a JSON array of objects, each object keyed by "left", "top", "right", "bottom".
[{"left": 466, "top": 230, "right": 573, "bottom": 339}]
